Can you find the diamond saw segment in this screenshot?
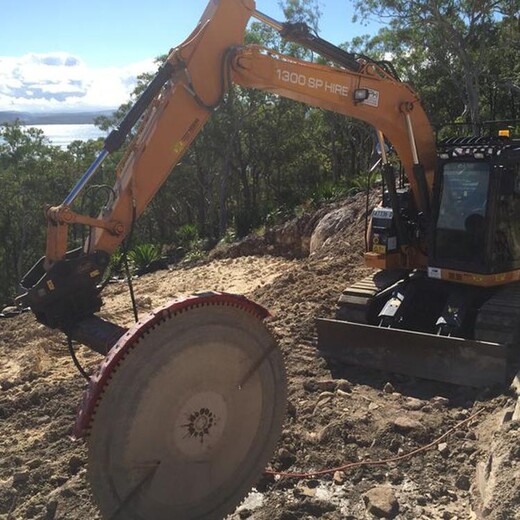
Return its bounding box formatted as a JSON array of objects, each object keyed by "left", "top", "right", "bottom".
[{"left": 87, "top": 299, "right": 287, "bottom": 520}]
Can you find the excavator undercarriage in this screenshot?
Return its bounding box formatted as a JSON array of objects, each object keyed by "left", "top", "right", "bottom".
[{"left": 317, "top": 271, "right": 520, "bottom": 387}]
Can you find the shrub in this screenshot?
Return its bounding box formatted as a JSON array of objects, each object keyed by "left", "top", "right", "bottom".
[{"left": 128, "top": 243, "right": 161, "bottom": 271}]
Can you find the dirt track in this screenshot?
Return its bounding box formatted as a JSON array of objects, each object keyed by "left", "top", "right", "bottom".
[{"left": 1, "top": 194, "right": 519, "bottom": 519}]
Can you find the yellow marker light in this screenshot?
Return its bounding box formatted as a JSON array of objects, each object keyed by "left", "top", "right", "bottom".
[{"left": 498, "top": 129, "right": 510, "bottom": 137}]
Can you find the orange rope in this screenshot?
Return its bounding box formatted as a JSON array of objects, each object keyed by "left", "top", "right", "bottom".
[{"left": 265, "top": 408, "right": 485, "bottom": 479}]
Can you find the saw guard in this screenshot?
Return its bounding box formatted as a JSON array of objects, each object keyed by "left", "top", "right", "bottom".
[{"left": 74, "top": 292, "right": 271, "bottom": 437}]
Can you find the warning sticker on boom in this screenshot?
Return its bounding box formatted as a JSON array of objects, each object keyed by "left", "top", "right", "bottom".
[{"left": 362, "top": 89, "right": 380, "bottom": 107}]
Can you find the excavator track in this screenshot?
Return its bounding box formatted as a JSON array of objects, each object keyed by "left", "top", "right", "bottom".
[
  {"left": 80, "top": 294, "right": 287, "bottom": 520},
  {"left": 336, "top": 270, "right": 408, "bottom": 323}
]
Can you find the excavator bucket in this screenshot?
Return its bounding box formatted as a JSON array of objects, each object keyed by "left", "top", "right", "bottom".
[{"left": 316, "top": 318, "right": 508, "bottom": 387}]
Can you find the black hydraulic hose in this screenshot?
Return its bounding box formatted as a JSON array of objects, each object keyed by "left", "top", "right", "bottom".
[
  {"left": 124, "top": 252, "right": 139, "bottom": 323},
  {"left": 280, "top": 22, "right": 361, "bottom": 72},
  {"left": 104, "top": 61, "right": 175, "bottom": 153},
  {"left": 381, "top": 163, "right": 409, "bottom": 246},
  {"left": 67, "top": 336, "right": 91, "bottom": 381}
]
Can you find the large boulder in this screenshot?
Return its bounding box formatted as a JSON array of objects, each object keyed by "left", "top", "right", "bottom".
[{"left": 309, "top": 199, "right": 364, "bottom": 253}]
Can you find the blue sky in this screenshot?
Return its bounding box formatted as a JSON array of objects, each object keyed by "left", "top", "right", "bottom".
[{"left": 0, "top": 0, "right": 381, "bottom": 112}]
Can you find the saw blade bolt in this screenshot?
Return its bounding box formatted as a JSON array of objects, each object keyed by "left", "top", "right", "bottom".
[{"left": 183, "top": 408, "right": 216, "bottom": 443}]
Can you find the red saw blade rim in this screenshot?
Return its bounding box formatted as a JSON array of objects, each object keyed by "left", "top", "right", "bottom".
[{"left": 74, "top": 291, "right": 270, "bottom": 438}]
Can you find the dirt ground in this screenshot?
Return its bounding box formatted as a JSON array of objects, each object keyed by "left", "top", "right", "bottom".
[{"left": 1, "top": 193, "right": 519, "bottom": 520}]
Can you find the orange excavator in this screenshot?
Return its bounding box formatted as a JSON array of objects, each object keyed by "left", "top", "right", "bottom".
[{"left": 17, "top": 0, "right": 520, "bottom": 517}]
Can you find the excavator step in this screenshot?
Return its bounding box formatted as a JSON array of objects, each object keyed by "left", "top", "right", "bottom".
[{"left": 316, "top": 318, "right": 507, "bottom": 387}]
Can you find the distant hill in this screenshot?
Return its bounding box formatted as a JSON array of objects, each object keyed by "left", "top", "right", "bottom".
[{"left": 0, "top": 110, "right": 115, "bottom": 125}]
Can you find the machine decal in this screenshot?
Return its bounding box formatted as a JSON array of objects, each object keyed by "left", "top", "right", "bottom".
[
  {"left": 276, "top": 68, "right": 349, "bottom": 97},
  {"left": 362, "top": 88, "right": 380, "bottom": 107},
  {"left": 428, "top": 267, "right": 442, "bottom": 279}
]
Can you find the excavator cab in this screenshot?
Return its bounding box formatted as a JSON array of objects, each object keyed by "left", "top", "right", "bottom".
[{"left": 432, "top": 135, "right": 520, "bottom": 275}]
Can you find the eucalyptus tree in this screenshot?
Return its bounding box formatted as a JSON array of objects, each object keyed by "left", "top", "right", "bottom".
[{"left": 353, "top": 0, "right": 513, "bottom": 133}]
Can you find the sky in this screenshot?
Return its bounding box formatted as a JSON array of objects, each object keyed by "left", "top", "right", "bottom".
[{"left": 0, "top": 0, "right": 380, "bottom": 113}]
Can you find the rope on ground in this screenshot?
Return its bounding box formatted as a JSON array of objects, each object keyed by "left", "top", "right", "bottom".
[{"left": 265, "top": 407, "right": 485, "bottom": 479}]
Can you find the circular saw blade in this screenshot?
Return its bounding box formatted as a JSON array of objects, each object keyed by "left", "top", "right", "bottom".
[{"left": 87, "top": 301, "right": 287, "bottom": 520}]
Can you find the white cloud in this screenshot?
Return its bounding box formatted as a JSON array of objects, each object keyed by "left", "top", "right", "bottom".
[{"left": 0, "top": 52, "right": 157, "bottom": 113}]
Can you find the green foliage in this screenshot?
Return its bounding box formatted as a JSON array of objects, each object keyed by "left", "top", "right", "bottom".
[
  {"left": 351, "top": 0, "right": 518, "bottom": 130},
  {"left": 175, "top": 224, "right": 199, "bottom": 249},
  {"left": 106, "top": 249, "right": 124, "bottom": 278},
  {"left": 128, "top": 243, "right": 161, "bottom": 271},
  {"left": 311, "top": 181, "right": 348, "bottom": 204},
  {"left": 0, "top": 121, "right": 103, "bottom": 304}
]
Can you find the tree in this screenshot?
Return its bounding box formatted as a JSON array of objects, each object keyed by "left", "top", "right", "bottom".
[{"left": 353, "top": 0, "right": 510, "bottom": 133}]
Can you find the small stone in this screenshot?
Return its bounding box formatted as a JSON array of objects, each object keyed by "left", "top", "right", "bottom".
[
  {"left": 316, "top": 391, "right": 335, "bottom": 406},
  {"left": 431, "top": 396, "right": 450, "bottom": 409},
  {"left": 315, "top": 380, "right": 337, "bottom": 392},
  {"left": 461, "top": 443, "right": 476, "bottom": 455},
  {"left": 136, "top": 296, "right": 152, "bottom": 308},
  {"left": 12, "top": 471, "right": 29, "bottom": 487},
  {"left": 438, "top": 442, "right": 449, "bottom": 457},
  {"left": 239, "top": 509, "right": 252, "bottom": 519},
  {"left": 391, "top": 416, "right": 424, "bottom": 434},
  {"left": 404, "top": 397, "right": 425, "bottom": 411},
  {"left": 336, "top": 379, "right": 352, "bottom": 393},
  {"left": 304, "top": 379, "right": 337, "bottom": 393},
  {"left": 383, "top": 382, "right": 395, "bottom": 394},
  {"left": 369, "top": 402, "right": 380, "bottom": 411},
  {"left": 304, "top": 431, "right": 319, "bottom": 443},
  {"left": 295, "top": 484, "right": 316, "bottom": 497},
  {"left": 363, "top": 486, "right": 399, "bottom": 518},
  {"left": 277, "top": 448, "right": 296, "bottom": 469},
  {"left": 333, "top": 470, "right": 346, "bottom": 484},
  {"left": 455, "top": 453, "right": 466, "bottom": 463},
  {"left": 68, "top": 455, "right": 83, "bottom": 475},
  {"left": 455, "top": 474, "right": 471, "bottom": 491},
  {"left": 337, "top": 389, "right": 351, "bottom": 398}
]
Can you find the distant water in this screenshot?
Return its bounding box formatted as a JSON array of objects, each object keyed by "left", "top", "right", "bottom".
[{"left": 28, "top": 124, "right": 106, "bottom": 149}]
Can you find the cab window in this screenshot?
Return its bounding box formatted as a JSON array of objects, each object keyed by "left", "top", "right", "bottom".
[
  {"left": 435, "top": 161, "right": 489, "bottom": 263},
  {"left": 493, "top": 164, "right": 520, "bottom": 268}
]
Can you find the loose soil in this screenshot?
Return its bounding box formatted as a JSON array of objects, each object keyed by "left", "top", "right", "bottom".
[{"left": 1, "top": 193, "right": 519, "bottom": 519}]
